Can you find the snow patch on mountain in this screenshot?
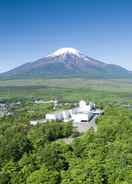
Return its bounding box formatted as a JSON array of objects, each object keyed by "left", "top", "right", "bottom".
[{"left": 48, "top": 48, "right": 82, "bottom": 57}]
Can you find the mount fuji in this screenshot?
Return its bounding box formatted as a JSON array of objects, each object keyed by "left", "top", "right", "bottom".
[{"left": 1, "top": 48, "right": 132, "bottom": 79}]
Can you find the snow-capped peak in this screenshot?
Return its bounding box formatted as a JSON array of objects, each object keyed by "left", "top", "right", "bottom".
[{"left": 48, "top": 48, "right": 81, "bottom": 57}]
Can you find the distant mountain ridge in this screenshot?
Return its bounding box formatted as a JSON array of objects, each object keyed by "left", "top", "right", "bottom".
[{"left": 1, "top": 48, "right": 132, "bottom": 79}]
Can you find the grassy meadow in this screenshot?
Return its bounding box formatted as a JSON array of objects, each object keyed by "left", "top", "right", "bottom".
[
  {"left": 0, "top": 78, "right": 132, "bottom": 105},
  {"left": 1, "top": 78, "right": 132, "bottom": 92}
]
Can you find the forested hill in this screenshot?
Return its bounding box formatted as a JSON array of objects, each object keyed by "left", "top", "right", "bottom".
[{"left": 0, "top": 105, "right": 131, "bottom": 183}]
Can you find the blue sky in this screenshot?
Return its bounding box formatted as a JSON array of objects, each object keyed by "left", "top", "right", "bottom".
[{"left": 0, "top": 0, "right": 132, "bottom": 72}]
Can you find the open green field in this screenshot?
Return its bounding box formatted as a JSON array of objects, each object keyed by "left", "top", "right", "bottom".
[
  {"left": 1, "top": 78, "right": 132, "bottom": 92},
  {"left": 0, "top": 78, "right": 132, "bottom": 105}
]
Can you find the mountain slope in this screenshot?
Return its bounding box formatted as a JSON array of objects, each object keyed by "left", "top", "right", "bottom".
[{"left": 1, "top": 48, "right": 132, "bottom": 79}]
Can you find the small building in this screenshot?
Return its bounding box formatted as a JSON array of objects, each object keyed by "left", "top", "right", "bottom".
[
  {"left": 45, "top": 112, "right": 64, "bottom": 121},
  {"left": 71, "top": 111, "right": 94, "bottom": 123},
  {"left": 30, "top": 120, "right": 38, "bottom": 126},
  {"left": 62, "top": 110, "right": 71, "bottom": 122},
  {"left": 45, "top": 113, "right": 57, "bottom": 121},
  {"left": 30, "top": 119, "right": 46, "bottom": 125},
  {"left": 79, "top": 100, "right": 94, "bottom": 112}
]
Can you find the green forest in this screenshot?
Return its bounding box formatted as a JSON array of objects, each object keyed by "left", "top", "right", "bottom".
[{"left": 0, "top": 79, "right": 132, "bottom": 184}]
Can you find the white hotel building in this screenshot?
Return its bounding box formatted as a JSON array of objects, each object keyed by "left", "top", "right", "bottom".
[{"left": 45, "top": 100, "right": 101, "bottom": 123}]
